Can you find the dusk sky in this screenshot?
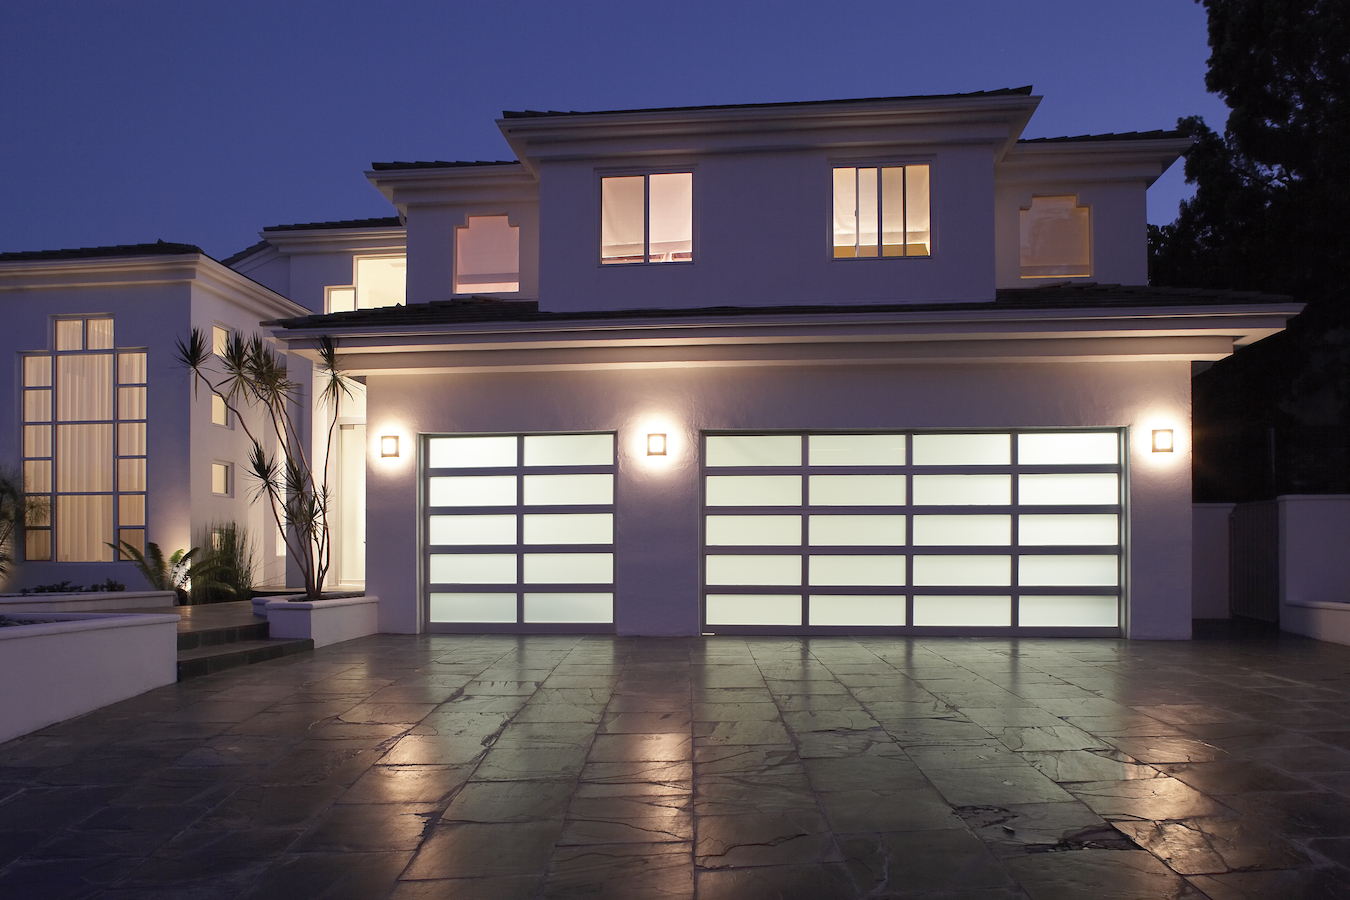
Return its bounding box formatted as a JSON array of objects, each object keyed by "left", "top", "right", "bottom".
[{"left": 1, "top": 1, "right": 1230, "bottom": 261}]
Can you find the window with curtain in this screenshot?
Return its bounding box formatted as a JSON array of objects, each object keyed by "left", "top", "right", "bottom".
[
  {"left": 833, "top": 164, "right": 930, "bottom": 259},
  {"left": 601, "top": 173, "right": 693, "bottom": 264},
  {"left": 22, "top": 317, "right": 146, "bottom": 562}
]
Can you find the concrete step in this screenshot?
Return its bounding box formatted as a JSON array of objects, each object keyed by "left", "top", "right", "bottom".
[
  {"left": 177, "top": 638, "right": 315, "bottom": 681},
  {"left": 177, "top": 620, "right": 269, "bottom": 651}
]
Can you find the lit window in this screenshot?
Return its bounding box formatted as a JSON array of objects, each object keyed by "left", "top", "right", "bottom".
[
  {"left": 455, "top": 216, "right": 520, "bottom": 293},
  {"left": 211, "top": 463, "right": 231, "bottom": 496},
  {"left": 1020, "top": 196, "right": 1090, "bottom": 278},
  {"left": 601, "top": 173, "right": 693, "bottom": 264},
  {"left": 326, "top": 286, "right": 355, "bottom": 313},
  {"left": 21, "top": 318, "right": 146, "bottom": 562},
  {"left": 355, "top": 256, "right": 406, "bottom": 308},
  {"left": 211, "top": 393, "right": 229, "bottom": 427},
  {"left": 212, "top": 325, "right": 230, "bottom": 356},
  {"left": 833, "top": 165, "right": 930, "bottom": 258}
]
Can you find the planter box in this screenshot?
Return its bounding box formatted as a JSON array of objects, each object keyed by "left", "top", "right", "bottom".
[
  {"left": 263, "top": 595, "right": 379, "bottom": 648},
  {"left": 0, "top": 590, "right": 177, "bottom": 613},
  {"left": 0, "top": 612, "right": 179, "bottom": 744}
]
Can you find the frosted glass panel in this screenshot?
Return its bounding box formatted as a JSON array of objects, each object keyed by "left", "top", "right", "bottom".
[
  {"left": 1019, "top": 555, "right": 1119, "bottom": 586},
  {"left": 913, "top": 434, "right": 1010, "bottom": 466},
  {"left": 524, "top": 514, "right": 613, "bottom": 545},
  {"left": 808, "top": 434, "right": 905, "bottom": 466},
  {"left": 429, "top": 476, "right": 516, "bottom": 507},
  {"left": 524, "top": 593, "right": 613, "bottom": 623},
  {"left": 706, "top": 435, "right": 801, "bottom": 467},
  {"left": 523, "top": 553, "right": 613, "bottom": 584},
  {"left": 1018, "top": 432, "right": 1118, "bottom": 465},
  {"left": 913, "top": 515, "right": 1010, "bottom": 546},
  {"left": 524, "top": 434, "right": 613, "bottom": 467},
  {"left": 809, "top": 555, "right": 905, "bottom": 586},
  {"left": 706, "top": 515, "right": 801, "bottom": 546},
  {"left": 705, "top": 555, "right": 802, "bottom": 586},
  {"left": 428, "top": 436, "right": 517, "bottom": 469},
  {"left": 524, "top": 474, "right": 614, "bottom": 506},
  {"left": 1019, "top": 515, "right": 1119, "bottom": 546},
  {"left": 430, "top": 515, "right": 516, "bottom": 546},
  {"left": 809, "top": 476, "right": 905, "bottom": 506},
  {"left": 912, "top": 555, "right": 1011, "bottom": 586},
  {"left": 429, "top": 553, "right": 517, "bottom": 584},
  {"left": 809, "top": 515, "right": 906, "bottom": 546},
  {"left": 913, "top": 596, "right": 1011, "bottom": 627},
  {"left": 430, "top": 592, "right": 517, "bottom": 623},
  {"left": 809, "top": 595, "right": 907, "bottom": 626},
  {"left": 1019, "top": 474, "right": 1118, "bottom": 506},
  {"left": 1020, "top": 595, "right": 1119, "bottom": 628},
  {"left": 706, "top": 594, "right": 802, "bottom": 626},
  {"left": 913, "top": 475, "right": 1010, "bottom": 506},
  {"left": 706, "top": 476, "right": 801, "bottom": 507}
]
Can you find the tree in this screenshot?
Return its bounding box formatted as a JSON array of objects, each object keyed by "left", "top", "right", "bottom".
[
  {"left": 177, "top": 331, "right": 351, "bottom": 600},
  {"left": 1150, "top": 0, "right": 1350, "bottom": 301},
  {"left": 1150, "top": 1, "right": 1350, "bottom": 501}
]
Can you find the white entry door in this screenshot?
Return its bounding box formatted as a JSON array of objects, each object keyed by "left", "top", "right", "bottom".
[{"left": 702, "top": 430, "right": 1123, "bottom": 634}]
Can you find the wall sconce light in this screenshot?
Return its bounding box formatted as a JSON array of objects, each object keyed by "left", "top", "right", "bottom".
[
  {"left": 646, "top": 433, "right": 667, "bottom": 456},
  {"left": 1151, "top": 429, "right": 1174, "bottom": 453},
  {"left": 380, "top": 435, "right": 400, "bottom": 458}
]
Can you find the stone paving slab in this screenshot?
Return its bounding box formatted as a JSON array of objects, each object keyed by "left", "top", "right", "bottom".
[{"left": 3, "top": 626, "right": 1350, "bottom": 897}]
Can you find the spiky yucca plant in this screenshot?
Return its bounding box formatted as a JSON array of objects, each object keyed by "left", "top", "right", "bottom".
[{"left": 177, "top": 331, "right": 351, "bottom": 600}]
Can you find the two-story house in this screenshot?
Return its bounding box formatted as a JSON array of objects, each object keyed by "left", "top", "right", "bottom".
[{"left": 2, "top": 88, "right": 1300, "bottom": 640}]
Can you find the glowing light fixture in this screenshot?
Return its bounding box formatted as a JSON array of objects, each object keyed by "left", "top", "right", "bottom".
[
  {"left": 1151, "top": 429, "right": 1174, "bottom": 453},
  {"left": 380, "top": 435, "right": 400, "bottom": 458},
  {"left": 647, "top": 433, "right": 667, "bottom": 456}
]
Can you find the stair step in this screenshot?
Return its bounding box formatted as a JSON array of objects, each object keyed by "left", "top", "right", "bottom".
[
  {"left": 177, "top": 638, "right": 314, "bottom": 681},
  {"left": 177, "top": 621, "right": 269, "bottom": 651}
]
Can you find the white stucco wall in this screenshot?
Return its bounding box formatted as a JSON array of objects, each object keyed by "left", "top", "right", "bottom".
[
  {"left": 363, "top": 359, "right": 1192, "bottom": 639},
  {"left": 535, "top": 145, "right": 997, "bottom": 312}
]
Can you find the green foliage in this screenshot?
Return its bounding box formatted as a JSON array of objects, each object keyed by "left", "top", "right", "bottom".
[
  {"left": 0, "top": 465, "right": 46, "bottom": 584},
  {"left": 191, "top": 521, "right": 256, "bottom": 604},
  {"left": 177, "top": 330, "right": 352, "bottom": 600},
  {"left": 17, "top": 579, "right": 125, "bottom": 595},
  {"left": 109, "top": 541, "right": 226, "bottom": 604}
]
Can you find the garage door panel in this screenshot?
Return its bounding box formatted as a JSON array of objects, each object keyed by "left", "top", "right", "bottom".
[
  {"left": 425, "top": 433, "right": 616, "bottom": 629},
  {"left": 703, "top": 430, "right": 1122, "bottom": 634}
]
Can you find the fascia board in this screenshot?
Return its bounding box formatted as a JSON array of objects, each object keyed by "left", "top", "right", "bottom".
[
  {"left": 999, "top": 138, "right": 1193, "bottom": 186},
  {"left": 259, "top": 227, "right": 407, "bottom": 257},
  {"left": 0, "top": 253, "right": 307, "bottom": 320},
  {"left": 299, "top": 334, "right": 1242, "bottom": 375},
  {"left": 273, "top": 302, "right": 1300, "bottom": 360},
  {"left": 365, "top": 166, "right": 536, "bottom": 208},
  {"left": 227, "top": 243, "right": 282, "bottom": 276},
  {"left": 500, "top": 95, "right": 1041, "bottom": 169}
]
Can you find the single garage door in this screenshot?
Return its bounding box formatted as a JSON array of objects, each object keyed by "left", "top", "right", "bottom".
[
  {"left": 424, "top": 433, "right": 616, "bottom": 632},
  {"left": 702, "top": 430, "right": 1123, "bottom": 635}
]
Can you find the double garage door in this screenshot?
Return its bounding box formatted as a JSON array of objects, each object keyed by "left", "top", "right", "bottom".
[{"left": 423, "top": 429, "right": 1123, "bottom": 635}]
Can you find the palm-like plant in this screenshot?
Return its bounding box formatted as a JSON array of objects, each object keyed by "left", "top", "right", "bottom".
[
  {"left": 107, "top": 541, "right": 226, "bottom": 603},
  {"left": 0, "top": 465, "right": 46, "bottom": 584},
  {"left": 176, "top": 331, "right": 352, "bottom": 600}
]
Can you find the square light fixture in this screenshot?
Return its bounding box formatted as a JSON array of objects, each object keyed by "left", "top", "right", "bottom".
[
  {"left": 380, "top": 435, "right": 400, "bottom": 458},
  {"left": 1151, "top": 429, "right": 1174, "bottom": 453},
  {"left": 646, "top": 433, "right": 667, "bottom": 456}
]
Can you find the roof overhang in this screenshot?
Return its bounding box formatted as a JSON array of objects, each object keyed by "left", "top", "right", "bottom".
[
  {"left": 0, "top": 253, "right": 308, "bottom": 321},
  {"left": 498, "top": 94, "right": 1042, "bottom": 175},
  {"left": 999, "top": 137, "right": 1194, "bottom": 187},
  {"left": 270, "top": 301, "right": 1302, "bottom": 376},
  {"left": 365, "top": 164, "right": 537, "bottom": 214}
]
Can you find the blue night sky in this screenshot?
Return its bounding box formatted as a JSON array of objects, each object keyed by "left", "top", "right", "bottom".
[{"left": 1, "top": 0, "right": 1229, "bottom": 261}]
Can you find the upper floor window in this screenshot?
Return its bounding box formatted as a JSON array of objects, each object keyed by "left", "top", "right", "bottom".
[
  {"left": 1020, "top": 196, "right": 1090, "bottom": 278},
  {"left": 601, "top": 173, "right": 693, "bottom": 265},
  {"left": 832, "top": 165, "right": 930, "bottom": 258},
  {"left": 21, "top": 316, "right": 147, "bottom": 562},
  {"left": 211, "top": 325, "right": 231, "bottom": 357},
  {"left": 455, "top": 215, "right": 519, "bottom": 293},
  {"left": 326, "top": 255, "right": 406, "bottom": 313}
]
